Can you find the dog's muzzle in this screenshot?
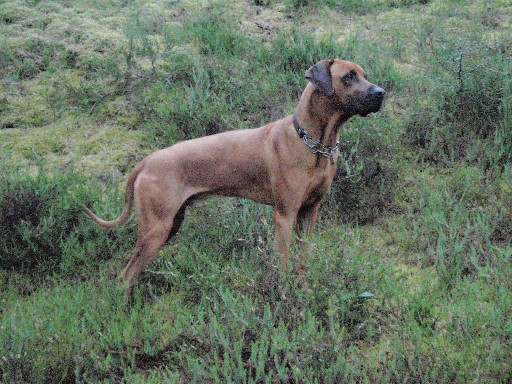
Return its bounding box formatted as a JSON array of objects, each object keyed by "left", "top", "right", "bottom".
[{"left": 365, "top": 85, "right": 385, "bottom": 114}]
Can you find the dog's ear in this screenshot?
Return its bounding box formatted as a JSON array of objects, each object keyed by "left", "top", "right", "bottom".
[{"left": 305, "top": 59, "right": 335, "bottom": 96}]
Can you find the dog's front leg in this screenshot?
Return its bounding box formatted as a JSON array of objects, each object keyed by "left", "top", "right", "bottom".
[
  {"left": 273, "top": 208, "right": 297, "bottom": 268},
  {"left": 295, "top": 202, "right": 322, "bottom": 275},
  {"left": 297, "top": 202, "right": 321, "bottom": 236}
]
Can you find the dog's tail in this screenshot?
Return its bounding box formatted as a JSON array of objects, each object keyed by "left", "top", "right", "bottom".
[{"left": 84, "top": 160, "right": 145, "bottom": 229}]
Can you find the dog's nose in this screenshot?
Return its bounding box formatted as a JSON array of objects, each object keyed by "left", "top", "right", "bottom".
[{"left": 370, "top": 86, "right": 385, "bottom": 98}]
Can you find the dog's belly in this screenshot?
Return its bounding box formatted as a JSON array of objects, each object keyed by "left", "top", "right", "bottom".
[
  {"left": 186, "top": 188, "right": 274, "bottom": 208},
  {"left": 217, "top": 187, "right": 274, "bottom": 205}
]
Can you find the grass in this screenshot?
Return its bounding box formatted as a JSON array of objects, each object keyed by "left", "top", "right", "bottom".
[{"left": 1, "top": 0, "right": 511, "bottom": 382}]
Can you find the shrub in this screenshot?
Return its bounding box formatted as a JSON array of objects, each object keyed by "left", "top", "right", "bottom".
[
  {"left": 404, "top": 18, "right": 512, "bottom": 172},
  {"left": 406, "top": 57, "right": 510, "bottom": 163},
  {"left": 188, "top": 6, "right": 247, "bottom": 59},
  {"left": 0, "top": 280, "right": 191, "bottom": 383},
  {"left": 324, "top": 151, "right": 397, "bottom": 224},
  {"left": 0, "top": 164, "right": 134, "bottom": 277},
  {"left": 267, "top": 29, "right": 342, "bottom": 75}
]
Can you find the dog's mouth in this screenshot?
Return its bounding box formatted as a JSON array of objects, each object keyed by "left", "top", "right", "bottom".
[
  {"left": 359, "top": 99, "right": 384, "bottom": 117},
  {"left": 348, "top": 97, "right": 384, "bottom": 117},
  {"left": 357, "top": 88, "right": 385, "bottom": 117}
]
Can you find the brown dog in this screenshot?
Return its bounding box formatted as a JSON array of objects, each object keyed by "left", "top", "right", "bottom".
[{"left": 85, "top": 59, "right": 385, "bottom": 290}]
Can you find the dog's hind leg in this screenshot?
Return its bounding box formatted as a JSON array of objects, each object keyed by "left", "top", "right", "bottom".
[
  {"left": 120, "top": 220, "right": 173, "bottom": 292},
  {"left": 167, "top": 205, "right": 186, "bottom": 242},
  {"left": 119, "top": 177, "right": 188, "bottom": 292}
]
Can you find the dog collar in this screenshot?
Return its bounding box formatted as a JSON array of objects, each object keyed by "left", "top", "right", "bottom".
[{"left": 292, "top": 113, "right": 339, "bottom": 164}]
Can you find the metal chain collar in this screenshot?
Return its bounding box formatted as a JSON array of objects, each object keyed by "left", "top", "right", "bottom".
[{"left": 292, "top": 113, "right": 339, "bottom": 164}]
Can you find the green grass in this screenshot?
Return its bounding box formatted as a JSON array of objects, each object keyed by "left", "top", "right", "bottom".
[{"left": 1, "top": 0, "right": 511, "bottom": 382}]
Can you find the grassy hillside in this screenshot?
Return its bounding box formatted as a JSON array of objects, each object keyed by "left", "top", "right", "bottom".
[{"left": 1, "top": 0, "right": 511, "bottom": 382}]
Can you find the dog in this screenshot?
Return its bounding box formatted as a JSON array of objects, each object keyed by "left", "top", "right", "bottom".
[{"left": 85, "top": 59, "right": 385, "bottom": 291}]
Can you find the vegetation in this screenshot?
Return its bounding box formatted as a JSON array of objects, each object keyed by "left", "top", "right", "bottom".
[{"left": 1, "top": 0, "right": 511, "bottom": 382}]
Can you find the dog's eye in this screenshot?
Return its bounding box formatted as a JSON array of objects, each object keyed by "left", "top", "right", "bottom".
[{"left": 342, "top": 71, "right": 357, "bottom": 83}]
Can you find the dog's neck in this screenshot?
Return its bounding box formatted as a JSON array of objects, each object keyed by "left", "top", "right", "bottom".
[{"left": 295, "top": 83, "right": 350, "bottom": 148}]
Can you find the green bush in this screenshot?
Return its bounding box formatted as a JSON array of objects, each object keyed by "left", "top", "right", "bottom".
[
  {"left": 266, "top": 29, "right": 341, "bottom": 74},
  {"left": 324, "top": 148, "right": 397, "bottom": 224},
  {"left": 0, "top": 164, "right": 134, "bottom": 277},
  {"left": 405, "top": 18, "right": 512, "bottom": 172},
  {"left": 0, "top": 37, "right": 61, "bottom": 80}
]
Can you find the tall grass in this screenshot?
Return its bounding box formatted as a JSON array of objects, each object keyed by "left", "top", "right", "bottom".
[{"left": 407, "top": 166, "right": 511, "bottom": 288}]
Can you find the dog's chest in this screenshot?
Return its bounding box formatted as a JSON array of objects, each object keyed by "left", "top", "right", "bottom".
[{"left": 303, "top": 169, "right": 334, "bottom": 206}]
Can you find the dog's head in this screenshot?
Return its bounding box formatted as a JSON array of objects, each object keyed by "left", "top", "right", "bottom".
[{"left": 305, "top": 59, "right": 385, "bottom": 117}]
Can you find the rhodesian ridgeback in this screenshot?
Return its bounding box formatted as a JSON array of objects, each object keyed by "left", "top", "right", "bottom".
[{"left": 85, "top": 59, "right": 385, "bottom": 290}]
